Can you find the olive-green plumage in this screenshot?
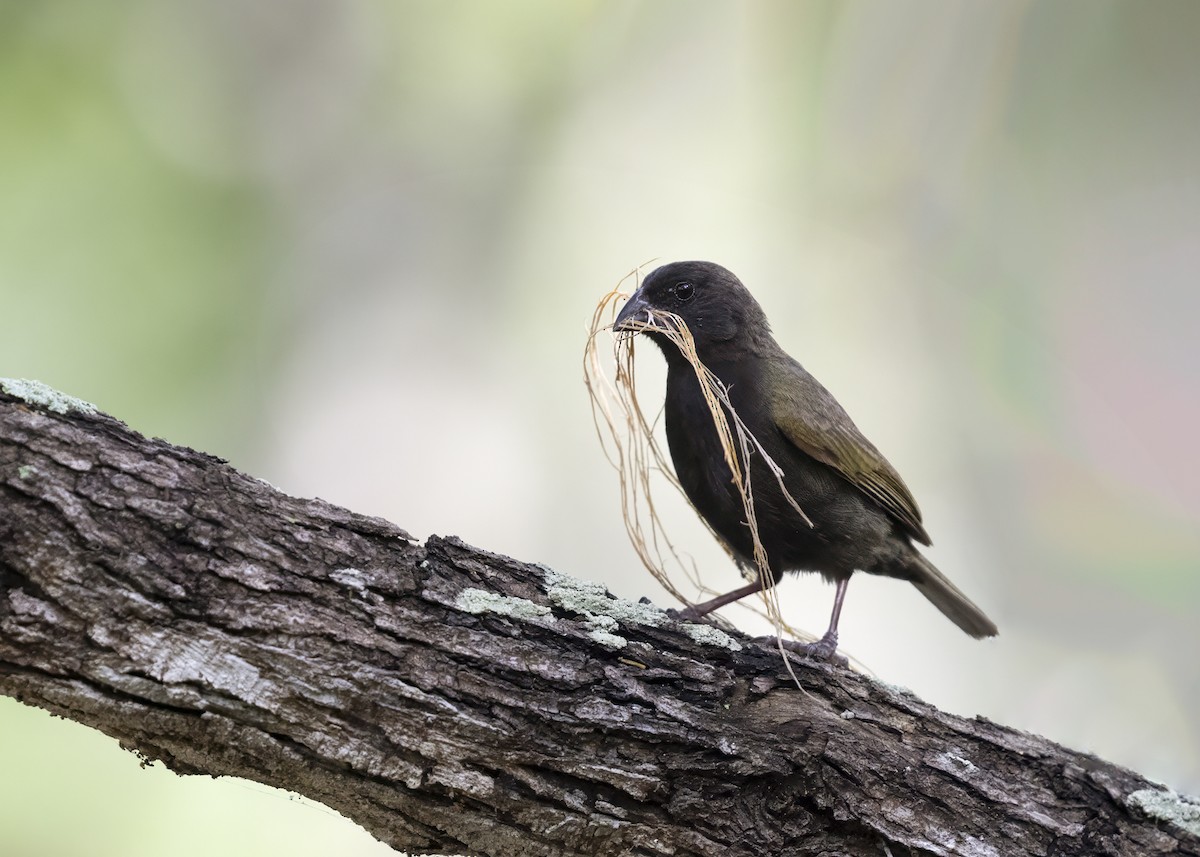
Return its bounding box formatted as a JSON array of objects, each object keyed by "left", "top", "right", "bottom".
[{"left": 615, "top": 260, "right": 997, "bottom": 657}]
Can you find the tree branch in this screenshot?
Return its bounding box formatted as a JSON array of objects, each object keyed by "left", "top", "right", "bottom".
[{"left": 1, "top": 381, "right": 1196, "bottom": 857}]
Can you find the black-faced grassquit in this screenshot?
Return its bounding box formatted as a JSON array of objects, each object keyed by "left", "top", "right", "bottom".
[{"left": 615, "top": 261, "right": 997, "bottom": 660}]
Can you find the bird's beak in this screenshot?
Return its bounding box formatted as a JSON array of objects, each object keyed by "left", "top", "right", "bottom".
[{"left": 614, "top": 289, "right": 652, "bottom": 332}]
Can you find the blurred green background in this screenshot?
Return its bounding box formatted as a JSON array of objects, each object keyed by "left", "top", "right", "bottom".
[{"left": 2, "top": 2, "right": 1198, "bottom": 854}]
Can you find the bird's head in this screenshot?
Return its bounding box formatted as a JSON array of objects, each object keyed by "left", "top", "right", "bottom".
[{"left": 614, "top": 261, "right": 769, "bottom": 358}]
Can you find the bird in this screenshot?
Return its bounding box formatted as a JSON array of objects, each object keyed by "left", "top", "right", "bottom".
[{"left": 613, "top": 260, "right": 997, "bottom": 660}]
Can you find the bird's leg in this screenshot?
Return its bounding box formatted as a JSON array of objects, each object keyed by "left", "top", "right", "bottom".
[
  {"left": 803, "top": 577, "right": 849, "bottom": 659},
  {"left": 758, "top": 578, "right": 851, "bottom": 665},
  {"left": 676, "top": 578, "right": 768, "bottom": 620}
]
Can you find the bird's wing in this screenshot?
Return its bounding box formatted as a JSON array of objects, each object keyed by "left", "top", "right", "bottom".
[{"left": 766, "top": 358, "right": 932, "bottom": 545}]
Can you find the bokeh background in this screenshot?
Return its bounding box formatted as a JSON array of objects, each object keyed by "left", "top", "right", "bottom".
[{"left": 2, "top": 2, "right": 1198, "bottom": 855}]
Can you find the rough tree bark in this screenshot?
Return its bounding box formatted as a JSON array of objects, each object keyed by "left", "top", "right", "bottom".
[{"left": 0, "top": 381, "right": 1197, "bottom": 857}]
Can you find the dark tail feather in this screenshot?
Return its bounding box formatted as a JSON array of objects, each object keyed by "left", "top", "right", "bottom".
[{"left": 908, "top": 553, "right": 998, "bottom": 639}]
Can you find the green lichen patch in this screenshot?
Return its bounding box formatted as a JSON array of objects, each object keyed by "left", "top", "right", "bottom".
[
  {"left": 541, "top": 566, "right": 742, "bottom": 651},
  {"left": 542, "top": 566, "right": 681, "bottom": 651},
  {"left": 869, "top": 676, "right": 916, "bottom": 698},
  {"left": 1, "top": 378, "right": 97, "bottom": 416},
  {"left": 680, "top": 621, "right": 741, "bottom": 651},
  {"left": 542, "top": 567, "right": 669, "bottom": 628},
  {"left": 1127, "top": 787, "right": 1200, "bottom": 837},
  {"left": 455, "top": 588, "right": 554, "bottom": 622},
  {"left": 588, "top": 630, "right": 628, "bottom": 649}
]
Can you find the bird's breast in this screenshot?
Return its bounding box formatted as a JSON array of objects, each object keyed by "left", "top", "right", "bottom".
[{"left": 662, "top": 360, "right": 771, "bottom": 559}]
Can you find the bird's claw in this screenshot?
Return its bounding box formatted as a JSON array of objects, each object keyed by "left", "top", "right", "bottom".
[{"left": 755, "top": 633, "right": 848, "bottom": 667}]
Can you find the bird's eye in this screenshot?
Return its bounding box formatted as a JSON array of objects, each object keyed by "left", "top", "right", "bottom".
[{"left": 673, "top": 282, "right": 694, "bottom": 302}]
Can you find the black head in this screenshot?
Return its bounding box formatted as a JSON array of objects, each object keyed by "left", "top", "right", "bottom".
[{"left": 614, "top": 261, "right": 769, "bottom": 357}]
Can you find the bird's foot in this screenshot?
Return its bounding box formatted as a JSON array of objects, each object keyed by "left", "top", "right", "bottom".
[{"left": 755, "top": 632, "right": 847, "bottom": 667}]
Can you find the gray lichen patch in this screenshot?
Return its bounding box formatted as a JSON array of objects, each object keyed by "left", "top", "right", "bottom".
[
  {"left": 1127, "top": 787, "right": 1200, "bottom": 837},
  {"left": 455, "top": 588, "right": 554, "bottom": 622},
  {"left": 869, "top": 676, "right": 916, "bottom": 698},
  {"left": 542, "top": 568, "right": 669, "bottom": 629},
  {"left": 543, "top": 566, "right": 674, "bottom": 649},
  {"left": 1, "top": 378, "right": 98, "bottom": 416},
  {"left": 679, "top": 621, "right": 742, "bottom": 651},
  {"left": 588, "top": 629, "right": 628, "bottom": 649},
  {"left": 541, "top": 568, "right": 657, "bottom": 650},
  {"left": 541, "top": 566, "right": 742, "bottom": 651}
]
